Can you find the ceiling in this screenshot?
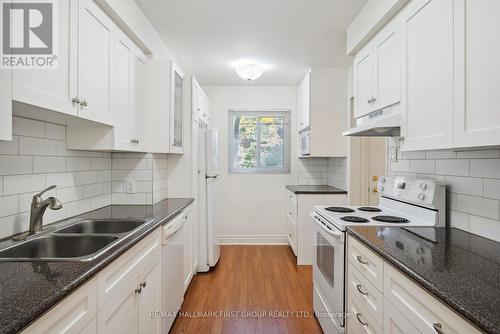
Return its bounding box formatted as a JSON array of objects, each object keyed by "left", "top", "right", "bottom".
[{"left": 136, "top": 0, "right": 366, "bottom": 86}]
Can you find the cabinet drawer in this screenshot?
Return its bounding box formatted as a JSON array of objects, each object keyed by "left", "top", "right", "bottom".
[
  {"left": 347, "top": 263, "right": 383, "bottom": 326},
  {"left": 384, "top": 264, "right": 482, "bottom": 334},
  {"left": 97, "top": 228, "right": 161, "bottom": 310},
  {"left": 347, "top": 290, "right": 382, "bottom": 334},
  {"left": 286, "top": 199, "right": 297, "bottom": 224},
  {"left": 286, "top": 190, "right": 297, "bottom": 206},
  {"left": 383, "top": 298, "right": 421, "bottom": 334},
  {"left": 347, "top": 236, "right": 384, "bottom": 291},
  {"left": 22, "top": 279, "right": 97, "bottom": 334}
]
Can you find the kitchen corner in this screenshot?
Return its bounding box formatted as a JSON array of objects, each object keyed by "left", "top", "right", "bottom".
[{"left": 0, "top": 198, "right": 193, "bottom": 334}]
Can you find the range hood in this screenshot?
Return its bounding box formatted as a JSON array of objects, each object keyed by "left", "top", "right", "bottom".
[{"left": 343, "top": 107, "right": 401, "bottom": 137}]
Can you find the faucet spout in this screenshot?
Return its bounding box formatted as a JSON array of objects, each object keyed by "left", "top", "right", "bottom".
[{"left": 28, "top": 186, "right": 63, "bottom": 235}]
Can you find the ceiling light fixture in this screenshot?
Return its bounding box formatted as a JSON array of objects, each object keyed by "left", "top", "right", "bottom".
[{"left": 235, "top": 62, "right": 265, "bottom": 81}]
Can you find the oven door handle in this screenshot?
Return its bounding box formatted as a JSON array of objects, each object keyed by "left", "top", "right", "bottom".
[{"left": 310, "top": 212, "right": 344, "bottom": 240}]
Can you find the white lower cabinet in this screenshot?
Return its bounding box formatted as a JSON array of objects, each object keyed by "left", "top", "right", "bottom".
[
  {"left": 347, "top": 236, "right": 482, "bottom": 334},
  {"left": 21, "top": 280, "right": 97, "bottom": 334},
  {"left": 137, "top": 248, "right": 162, "bottom": 334},
  {"left": 183, "top": 206, "right": 194, "bottom": 291},
  {"left": 285, "top": 190, "right": 347, "bottom": 265}
]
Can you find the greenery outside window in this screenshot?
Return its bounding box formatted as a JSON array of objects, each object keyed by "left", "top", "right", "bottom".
[{"left": 229, "top": 110, "right": 291, "bottom": 174}]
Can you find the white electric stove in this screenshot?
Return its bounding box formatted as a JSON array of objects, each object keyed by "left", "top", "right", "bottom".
[{"left": 311, "top": 176, "right": 446, "bottom": 334}]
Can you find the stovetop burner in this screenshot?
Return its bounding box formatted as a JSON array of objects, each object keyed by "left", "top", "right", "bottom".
[
  {"left": 340, "top": 216, "right": 370, "bottom": 223},
  {"left": 326, "top": 207, "right": 355, "bottom": 213},
  {"left": 372, "top": 215, "right": 409, "bottom": 223},
  {"left": 358, "top": 207, "right": 382, "bottom": 212}
]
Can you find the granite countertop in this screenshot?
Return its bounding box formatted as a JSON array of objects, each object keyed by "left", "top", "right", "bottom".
[
  {"left": 286, "top": 185, "right": 347, "bottom": 195},
  {"left": 347, "top": 226, "right": 500, "bottom": 334},
  {"left": 0, "top": 198, "right": 194, "bottom": 334}
]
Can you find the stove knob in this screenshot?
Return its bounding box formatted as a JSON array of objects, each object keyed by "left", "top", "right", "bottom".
[
  {"left": 419, "top": 182, "right": 427, "bottom": 190},
  {"left": 417, "top": 193, "right": 425, "bottom": 200}
]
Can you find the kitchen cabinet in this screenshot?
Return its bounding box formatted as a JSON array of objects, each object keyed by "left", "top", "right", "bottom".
[
  {"left": 77, "top": 0, "right": 114, "bottom": 125},
  {"left": 13, "top": 0, "right": 78, "bottom": 119},
  {"left": 0, "top": 68, "right": 12, "bottom": 141},
  {"left": 346, "top": 235, "right": 482, "bottom": 334},
  {"left": 297, "top": 68, "right": 348, "bottom": 157},
  {"left": 170, "top": 62, "right": 185, "bottom": 154},
  {"left": 297, "top": 72, "right": 311, "bottom": 131},
  {"left": 21, "top": 279, "right": 97, "bottom": 334},
  {"left": 285, "top": 189, "right": 347, "bottom": 265},
  {"left": 453, "top": 0, "right": 500, "bottom": 148},
  {"left": 147, "top": 60, "right": 171, "bottom": 153},
  {"left": 353, "top": 20, "right": 401, "bottom": 119},
  {"left": 192, "top": 77, "right": 210, "bottom": 124},
  {"left": 137, "top": 249, "right": 162, "bottom": 334},
  {"left": 400, "top": 0, "right": 454, "bottom": 151}
]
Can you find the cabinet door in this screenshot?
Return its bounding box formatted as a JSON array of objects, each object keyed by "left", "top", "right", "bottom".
[
  {"left": 297, "top": 73, "right": 310, "bottom": 131},
  {"left": 170, "top": 62, "right": 184, "bottom": 154},
  {"left": 112, "top": 34, "right": 133, "bottom": 150},
  {"left": 131, "top": 55, "right": 147, "bottom": 151},
  {"left": 0, "top": 68, "right": 11, "bottom": 141},
  {"left": 146, "top": 60, "right": 170, "bottom": 153},
  {"left": 97, "top": 273, "right": 139, "bottom": 334},
  {"left": 13, "top": 0, "right": 77, "bottom": 117},
  {"left": 138, "top": 249, "right": 162, "bottom": 334},
  {"left": 354, "top": 48, "right": 374, "bottom": 119},
  {"left": 400, "top": 0, "right": 454, "bottom": 151},
  {"left": 453, "top": 0, "right": 500, "bottom": 148},
  {"left": 183, "top": 208, "right": 193, "bottom": 290},
  {"left": 78, "top": 0, "right": 114, "bottom": 125},
  {"left": 383, "top": 299, "right": 422, "bottom": 334},
  {"left": 373, "top": 23, "right": 401, "bottom": 111}
]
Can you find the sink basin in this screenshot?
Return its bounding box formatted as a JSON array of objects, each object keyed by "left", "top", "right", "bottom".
[
  {"left": 56, "top": 219, "right": 147, "bottom": 234},
  {"left": 0, "top": 235, "right": 119, "bottom": 261}
]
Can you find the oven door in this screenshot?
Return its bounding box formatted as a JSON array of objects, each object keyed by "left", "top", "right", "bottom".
[{"left": 311, "top": 212, "right": 345, "bottom": 332}]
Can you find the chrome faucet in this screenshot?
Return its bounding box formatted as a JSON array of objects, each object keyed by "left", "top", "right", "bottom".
[{"left": 28, "top": 185, "right": 63, "bottom": 235}]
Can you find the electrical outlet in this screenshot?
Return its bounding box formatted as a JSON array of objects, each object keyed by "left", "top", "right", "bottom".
[
  {"left": 389, "top": 147, "right": 398, "bottom": 162},
  {"left": 126, "top": 179, "right": 136, "bottom": 194}
]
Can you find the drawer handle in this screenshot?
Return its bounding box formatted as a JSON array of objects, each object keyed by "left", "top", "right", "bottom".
[
  {"left": 433, "top": 323, "right": 444, "bottom": 334},
  {"left": 135, "top": 287, "right": 142, "bottom": 294},
  {"left": 140, "top": 281, "right": 147, "bottom": 289},
  {"left": 356, "top": 313, "right": 368, "bottom": 326},
  {"left": 356, "top": 255, "right": 369, "bottom": 265},
  {"left": 356, "top": 284, "right": 368, "bottom": 296}
]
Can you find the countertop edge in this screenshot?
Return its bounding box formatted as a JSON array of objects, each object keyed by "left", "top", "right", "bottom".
[
  {"left": 5, "top": 198, "right": 194, "bottom": 334},
  {"left": 285, "top": 185, "right": 348, "bottom": 195},
  {"left": 346, "top": 228, "right": 495, "bottom": 334}
]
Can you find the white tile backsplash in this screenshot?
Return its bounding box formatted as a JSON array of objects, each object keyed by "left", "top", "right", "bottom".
[
  {"left": 389, "top": 141, "right": 500, "bottom": 242},
  {"left": 296, "top": 157, "right": 347, "bottom": 190},
  {"left": 0, "top": 116, "right": 171, "bottom": 239}
]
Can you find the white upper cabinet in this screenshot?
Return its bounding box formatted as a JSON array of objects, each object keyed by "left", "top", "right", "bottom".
[
  {"left": 297, "top": 72, "right": 311, "bottom": 131},
  {"left": 13, "top": 0, "right": 77, "bottom": 118},
  {"left": 192, "top": 77, "right": 210, "bottom": 124},
  {"left": 400, "top": 0, "right": 454, "bottom": 151},
  {"left": 77, "top": 0, "right": 114, "bottom": 125},
  {"left": 453, "top": 0, "right": 500, "bottom": 148},
  {"left": 0, "top": 68, "right": 12, "bottom": 141},
  {"left": 354, "top": 21, "right": 401, "bottom": 119},
  {"left": 131, "top": 56, "right": 148, "bottom": 152},
  {"left": 170, "top": 62, "right": 185, "bottom": 154}
]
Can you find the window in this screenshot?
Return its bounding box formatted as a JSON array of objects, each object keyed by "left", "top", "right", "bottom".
[{"left": 229, "top": 110, "right": 291, "bottom": 174}]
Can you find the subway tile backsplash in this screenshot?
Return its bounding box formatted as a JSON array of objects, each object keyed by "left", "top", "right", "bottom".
[
  {"left": 0, "top": 116, "right": 169, "bottom": 239},
  {"left": 297, "top": 157, "right": 347, "bottom": 190},
  {"left": 388, "top": 139, "right": 500, "bottom": 242}
]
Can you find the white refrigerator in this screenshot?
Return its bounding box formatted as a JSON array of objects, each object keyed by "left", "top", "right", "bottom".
[{"left": 198, "top": 128, "right": 220, "bottom": 272}]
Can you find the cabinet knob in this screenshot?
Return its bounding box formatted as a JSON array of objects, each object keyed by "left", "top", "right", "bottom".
[
  {"left": 72, "top": 97, "right": 80, "bottom": 104},
  {"left": 432, "top": 323, "right": 444, "bottom": 334},
  {"left": 135, "top": 287, "right": 142, "bottom": 294},
  {"left": 367, "top": 99, "right": 372, "bottom": 104},
  {"left": 81, "top": 100, "right": 88, "bottom": 107},
  {"left": 140, "top": 281, "right": 147, "bottom": 289}
]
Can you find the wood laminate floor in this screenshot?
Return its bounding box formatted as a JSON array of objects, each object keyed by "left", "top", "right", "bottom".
[{"left": 170, "top": 246, "right": 323, "bottom": 334}]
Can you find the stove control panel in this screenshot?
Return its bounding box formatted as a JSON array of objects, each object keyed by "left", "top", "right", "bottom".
[{"left": 378, "top": 176, "right": 441, "bottom": 206}]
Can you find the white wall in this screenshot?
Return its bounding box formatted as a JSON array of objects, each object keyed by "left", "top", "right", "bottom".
[{"left": 203, "top": 86, "right": 298, "bottom": 244}]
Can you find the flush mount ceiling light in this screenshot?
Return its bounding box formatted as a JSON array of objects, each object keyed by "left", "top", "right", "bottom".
[{"left": 235, "top": 62, "right": 265, "bottom": 81}]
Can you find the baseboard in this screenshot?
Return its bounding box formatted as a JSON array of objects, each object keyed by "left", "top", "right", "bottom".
[{"left": 219, "top": 235, "right": 288, "bottom": 245}]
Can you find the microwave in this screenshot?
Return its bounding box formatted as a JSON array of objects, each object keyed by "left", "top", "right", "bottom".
[{"left": 299, "top": 129, "right": 310, "bottom": 156}]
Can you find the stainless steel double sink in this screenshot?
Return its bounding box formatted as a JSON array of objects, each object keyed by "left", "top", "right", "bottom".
[{"left": 0, "top": 219, "right": 150, "bottom": 262}]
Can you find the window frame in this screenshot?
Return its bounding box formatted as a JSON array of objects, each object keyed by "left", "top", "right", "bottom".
[{"left": 228, "top": 109, "right": 291, "bottom": 174}]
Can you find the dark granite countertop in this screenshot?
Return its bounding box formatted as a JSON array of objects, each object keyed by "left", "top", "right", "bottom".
[
  {"left": 0, "top": 198, "right": 194, "bottom": 334},
  {"left": 347, "top": 226, "right": 500, "bottom": 334},
  {"left": 286, "top": 185, "right": 347, "bottom": 195}
]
